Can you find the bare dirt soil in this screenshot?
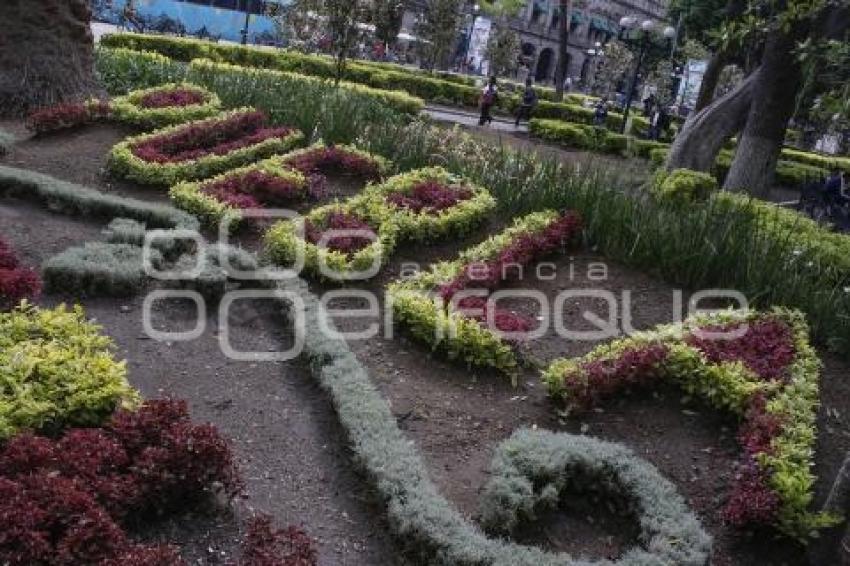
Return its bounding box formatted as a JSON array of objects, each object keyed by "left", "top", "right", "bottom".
[{"left": 3, "top": 120, "right": 849, "bottom": 566}]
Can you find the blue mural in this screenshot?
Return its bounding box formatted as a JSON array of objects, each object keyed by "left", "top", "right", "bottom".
[{"left": 91, "top": 0, "right": 288, "bottom": 44}]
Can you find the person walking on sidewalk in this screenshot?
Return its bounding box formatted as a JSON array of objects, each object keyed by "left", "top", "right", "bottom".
[
  {"left": 478, "top": 76, "right": 499, "bottom": 126},
  {"left": 515, "top": 77, "right": 538, "bottom": 126}
]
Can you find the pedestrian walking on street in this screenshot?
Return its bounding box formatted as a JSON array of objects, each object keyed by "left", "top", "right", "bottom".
[
  {"left": 593, "top": 97, "right": 609, "bottom": 126},
  {"left": 478, "top": 76, "right": 499, "bottom": 126},
  {"left": 515, "top": 78, "right": 538, "bottom": 126}
]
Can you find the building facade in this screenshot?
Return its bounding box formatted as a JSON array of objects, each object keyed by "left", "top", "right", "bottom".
[{"left": 511, "top": 0, "right": 669, "bottom": 86}]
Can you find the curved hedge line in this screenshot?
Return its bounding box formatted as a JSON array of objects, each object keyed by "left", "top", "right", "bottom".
[
  {"left": 270, "top": 272, "right": 710, "bottom": 565},
  {"left": 543, "top": 308, "right": 834, "bottom": 540},
  {"left": 111, "top": 82, "right": 222, "bottom": 128},
  {"left": 529, "top": 118, "right": 630, "bottom": 156},
  {"left": 0, "top": 302, "right": 138, "bottom": 439},
  {"left": 351, "top": 166, "right": 496, "bottom": 242},
  {"left": 109, "top": 108, "right": 304, "bottom": 186}
]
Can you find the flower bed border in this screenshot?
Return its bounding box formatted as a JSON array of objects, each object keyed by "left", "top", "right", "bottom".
[
  {"left": 108, "top": 108, "right": 304, "bottom": 186},
  {"left": 542, "top": 307, "right": 834, "bottom": 540},
  {"left": 111, "top": 82, "right": 222, "bottom": 129},
  {"left": 169, "top": 156, "right": 308, "bottom": 229},
  {"left": 353, "top": 166, "right": 496, "bottom": 242},
  {"left": 278, "top": 142, "right": 391, "bottom": 179},
  {"left": 268, "top": 272, "right": 710, "bottom": 565},
  {"left": 388, "top": 210, "right": 580, "bottom": 375},
  {"left": 264, "top": 202, "right": 398, "bottom": 281}
]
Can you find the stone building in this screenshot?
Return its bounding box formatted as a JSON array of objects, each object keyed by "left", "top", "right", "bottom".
[{"left": 511, "top": 0, "right": 669, "bottom": 86}]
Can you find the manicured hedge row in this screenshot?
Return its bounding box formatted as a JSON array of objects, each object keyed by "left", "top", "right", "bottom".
[
  {"left": 648, "top": 147, "right": 828, "bottom": 187},
  {"left": 277, "top": 142, "right": 391, "bottom": 178},
  {"left": 0, "top": 303, "right": 137, "bottom": 439},
  {"left": 111, "top": 82, "right": 222, "bottom": 129},
  {"left": 101, "top": 33, "right": 456, "bottom": 109},
  {"left": 109, "top": 108, "right": 304, "bottom": 186},
  {"left": 529, "top": 118, "right": 629, "bottom": 156},
  {"left": 543, "top": 308, "right": 835, "bottom": 540},
  {"left": 264, "top": 201, "right": 399, "bottom": 280},
  {"left": 388, "top": 210, "right": 581, "bottom": 375},
  {"left": 25, "top": 99, "right": 112, "bottom": 135},
  {"left": 0, "top": 165, "right": 199, "bottom": 231},
  {"left": 479, "top": 428, "right": 711, "bottom": 562},
  {"left": 43, "top": 242, "right": 161, "bottom": 297},
  {"left": 781, "top": 148, "right": 850, "bottom": 174},
  {"left": 351, "top": 166, "right": 496, "bottom": 242},
  {"left": 170, "top": 156, "right": 308, "bottom": 229},
  {"left": 272, "top": 272, "right": 710, "bottom": 565}
]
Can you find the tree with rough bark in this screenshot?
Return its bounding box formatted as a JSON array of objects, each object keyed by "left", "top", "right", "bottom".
[
  {"left": 415, "top": 0, "right": 462, "bottom": 71},
  {"left": 0, "top": 0, "right": 101, "bottom": 116},
  {"left": 666, "top": 0, "right": 850, "bottom": 197}
]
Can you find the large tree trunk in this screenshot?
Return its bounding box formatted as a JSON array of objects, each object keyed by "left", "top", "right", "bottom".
[
  {"left": 723, "top": 32, "right": 801, "bottom": 196},
  {"left": 553, "top": 0, "right": 571, "bottom": 101},
  {"left": 665, "top": 70, "right": 756, "bottom": 172},
  {"left": 693, "top": 49, "right": 728, "bottom": 113},
  {"left": 0, "top": 0, "right": 100, "bottom": 116}
]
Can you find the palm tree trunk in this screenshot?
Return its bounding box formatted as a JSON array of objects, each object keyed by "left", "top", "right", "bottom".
[{"left": 0, "top": 0, "right": 100, "bottom": 116}]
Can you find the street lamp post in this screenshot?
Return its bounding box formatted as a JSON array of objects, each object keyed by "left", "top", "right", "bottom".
[
  {"left": 585, "top": 41, "right": 604, "bottom": 93},
  {"left": 240, "top": 0, "right": 252, "bottom": 45},
  {"left": 463, "top": 3, "right": 481, "bottom": 74},
  {"left": 617, "top": 16, "right": 676, "bottom": 134}
]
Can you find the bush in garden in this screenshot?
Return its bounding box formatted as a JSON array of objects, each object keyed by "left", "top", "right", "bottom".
[
  {"left": 111, "top": 82, "right": 222, "bottom": 129},
  {"left": 264, "top": 202, "right": 398, "bottom": 281},
  {"left": 169, "top": 244, "right": 259, "bottom": 302},
  {"left": 652, "top": 168, "right": 719, "bottom": 205},
  {"left": 542, "top": 308, "right": 836, "bottom": 539},
  {"left": 628, "top": 138, "right": 669, "bottom": 158},
  {"left": 0, "top": 237, "right": 41, "bottom": 311},
  {"left": 0, "top": 399, "right": 241, "bottom": 565},
  {"left": 42, "top": 242, "right": 161, "bottom": 297},
  {"left": 25, "top": 99, "right": 112, "bottom": 135},
  {"left": 95, "top": 46, "right": 188, "bottom": 96},
  {"left": 352, "top": 167, "right": 496, "bottom": 242},
  {"left": 278, "top": 143, "right": 391, "bottom": 180},
  {"left": 389, "top": 210, "right": 582, "bottom": 376},
  {"left": 108, "top": 109, "right": 304, "bottom": 186},
  {"left": 529, "top": 119, "right": 593, "bottom": 150},
  {"left": 0, "top": 303, "right": 137, "bottom": 440},
  {"left": 169, "top": 156, "right": 309, "bottom": 230}
]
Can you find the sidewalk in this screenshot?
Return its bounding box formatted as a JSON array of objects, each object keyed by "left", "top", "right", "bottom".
[{"left": 424, "top": 104, "right": 529, "bottom": 133}]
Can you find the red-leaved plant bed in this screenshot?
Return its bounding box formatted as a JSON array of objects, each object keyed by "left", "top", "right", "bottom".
[
  {"left": 304, "top": 212, "right": 377, "bottom": 255},
  {"left": 385, "top": 180, "right": 473, "bottom": 215},
  {"left": 283, "top": 146, "right": 383, "bottom": 180},
  {"left": 439, "top": 211, "right": 583, "bottom": 302},
  {"left": 238, "top": 515, "right": 318, "bottom": 566},
  {"left": 131, "top": 111, "right": 293, "bottom": 164},
  {"left": 200, "top": 169, "right": 307, "bottom": 210},
  {"left": 139, "top": 89, "right": 207, "bottom": 109},
  {"left": 25, "top": 100, "right": 111, "bottom": 135},
  {"left": 0, "top": 399, "right": 242, "bottom": 565},
  {"left": 0, "top": 237, "right": 41, "bottom": 311}
]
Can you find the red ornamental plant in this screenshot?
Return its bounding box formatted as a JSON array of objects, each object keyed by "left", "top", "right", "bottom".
[
  {"left": 455, "top": 296, "right": 534, "bottom": 333},
  {"left": 200, "top": 169, "right": 307, "bottom": 210},
  {"left": 386, "top": 181, "right": 473, "bottom": 215},
  {"left": 234, "top": 515, "right": 318, "bottom": 566},
  {"left": 686, "top": 318, "right": 796, "bottom": 382},
  {"left": 439, "top": 211, "right": 583, "bottom": 302},
  {"left": 25, "top": 101, "right": 111, "bottom": 134},
  {"left": 139, "top": 88, "right": 207, "bottom": 109},
  {"left": 0, "top": 237, "right": 41, "bottom": 311},
  {"left": 131, "top": 111, "right": 293, "bottom": 164},
  {"left": 304, "top": 212, "right": 377, "bottom": 255},
  {"left": 284, "top": 146, "right": 381, "bottom": 179}
]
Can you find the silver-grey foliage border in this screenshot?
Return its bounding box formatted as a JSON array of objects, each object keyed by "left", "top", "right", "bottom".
[{"left": 272, "top": 271, "right": 712, "bottom": 566}]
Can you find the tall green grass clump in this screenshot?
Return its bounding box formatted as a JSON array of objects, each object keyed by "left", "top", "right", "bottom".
[{"left": 95, "top": 46, "right": 187, "bottom": 95}]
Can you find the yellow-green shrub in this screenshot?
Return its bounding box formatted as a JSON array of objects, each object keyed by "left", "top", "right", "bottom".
[
  {"left": 111, "top": 82, "right": 222, "bottom": 129},
  {"left": 652, "top": 168, "right": 719, "bottom": 204},
  {"left": 0, "top": 303, "right": 138, "bottom": 439}
]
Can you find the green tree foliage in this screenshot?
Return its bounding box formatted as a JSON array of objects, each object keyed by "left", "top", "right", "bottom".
[
  {"left": 485, "top": 26, "right": 520, "bottom": 77},
  {"left": 415, "top": 0, "right": 461, "bottom": 70},
  {"left": 591, "top": 39, "right": 632, "bottom": 98},
  {"left": 370, "top": 0, "right": 405, "bottom": 46}
]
